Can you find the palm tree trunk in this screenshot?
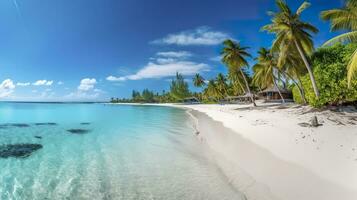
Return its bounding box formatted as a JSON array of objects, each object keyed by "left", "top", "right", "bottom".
[
  {"left": 296, "top": 76, "right": 307, "bottom": 104},
  {"left": 273, "top": 75, "right": 285, "bottom": 103},
  {"left": 294, "top": 40, "right": 320, "bottom": 98},
  {"left": 239, "top": 68, "right": 256, "bottom": 106},
  {"left": 276, "top": 68, "right": 307, "bottom": 104},
  {"left": 237, "top": 80, "right": 246, "bottom": 94}
]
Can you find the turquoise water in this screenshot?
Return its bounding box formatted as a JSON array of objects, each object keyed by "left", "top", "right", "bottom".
[{"left": 0, "top": 103, "right": 243, "bottom": 200}]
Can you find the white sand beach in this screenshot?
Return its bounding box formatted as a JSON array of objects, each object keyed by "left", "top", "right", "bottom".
[
  {"left": 110, "top": 102, "right": 357, "bottom": 200},
  {"left": 171, "top": 102, "right": 357, "bottom": 200}
]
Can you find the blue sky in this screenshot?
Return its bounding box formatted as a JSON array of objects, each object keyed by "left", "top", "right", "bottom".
[{"left": 0, "top": 0, "right": 343, "bottom": 101}]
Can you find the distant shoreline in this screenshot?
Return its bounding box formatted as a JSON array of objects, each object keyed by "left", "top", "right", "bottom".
[{"left": 0, "top": 101, "right": 108, "bottom": 104}]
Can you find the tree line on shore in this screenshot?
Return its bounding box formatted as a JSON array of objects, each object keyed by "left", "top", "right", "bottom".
[{"left": 111, "top": 0, "right": 357, "bottom": 107}]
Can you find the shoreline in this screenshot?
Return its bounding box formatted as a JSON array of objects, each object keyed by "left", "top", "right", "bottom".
[{"left": 110, "top": 102, "right": 357, "bottom": 200}]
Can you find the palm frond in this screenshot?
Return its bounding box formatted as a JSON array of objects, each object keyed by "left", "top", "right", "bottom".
[
  {"left": 323, "top": 31, "right": 357, "bottom": 46},
  {"left": 347, "top": 48, "right": 357, "bottom": 86},
  {"left": 300, "top": 22, "right": 319, "bottom": 33},
  {"left": 321, "top": 1, "right": 357, "bottom": 31},
  {"left": 296, "top": 1, "right": 311, "bottom": 16},
  {"left": 276, "top": 0, "right": 291, "bottom": 15}
]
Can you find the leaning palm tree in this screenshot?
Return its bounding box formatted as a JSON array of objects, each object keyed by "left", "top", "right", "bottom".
[
  {"left": 321, "top": 0, "right": 357, "bottom": 86},
  {"left": 221, "top": 39, "right": 256, "bottom": 106},
  {"left": 193, "top": 73, "right": 205, "bottom": 88},
  {"left": 253, "top": 48, "right": 286, "bottom": 103},
  {"left": 262, "top": 0, "right": 320, "bottom": 98}
]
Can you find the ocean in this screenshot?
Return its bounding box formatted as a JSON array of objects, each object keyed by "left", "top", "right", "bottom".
[{"left": 0, "top": 103, "right": 244, "bottom": 200}]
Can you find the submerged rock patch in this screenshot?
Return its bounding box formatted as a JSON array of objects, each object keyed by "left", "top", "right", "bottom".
[
  {"left": 0, "top": 125, "right": 8, "bottom": 129},
  {"left": 35, "top": 123, "right": 57, "bottom": 126},
  {"left": 80, "top": 122, "right": 91, "bottom": 125},
  {"left": 0, "top": 123, "right": 31, "bottom": 129},
  {"left": 0, "top": 144, "right": 43, "bottom": 158},
  {"left": 34, "top": 136, "right": 42, "bottom": 139},
  {"left": 67, "top": 129, "right": 91, "bottom": 134},
  {"left": 3, "top": 123, "right": 31, "bottom": 128}
]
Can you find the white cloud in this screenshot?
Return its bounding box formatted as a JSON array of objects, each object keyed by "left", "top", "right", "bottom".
[
  {"left": 78, "top": 78, "right": 97, "bottom": 91},
  {"left": 63, "top": 78, "right": 103, "bottom": 100},
  {"left": 156, "top": 51, "right": 192, "bottom": 58},
  {"left": 57, "top": 81, "right": 64, "bottom": 85},
  {"left": 0, "top": 79, "right": 15, "bottom": 98},
  {"left": 107, "top": 49, "right": 210, "bottom": 82},
  {"left": 107, "top": 60, "right": 209, "bottom": 82},
  {"left": 156, "top": 58, "right": 177, "bottom": 64},
  {"left": 93, "top": 88, "right": 105, "bottom": 93},
  {"left": 151, "top": 26, "right": 230, "bottom": 46},
  {"left": 210, "top": 56, "right": 222, "bottom": 62},
  {"left": 33, "top": 80, "right": 53, "bottom": 86},
  {"left": 106, "top": 76, "right": 126, "bottom": 82},
  {"left": 154, "top": 51, "right": 193, "bottom": 65},
  {"left": 17, "top": 82, "right": 30, "bottom": 86}
]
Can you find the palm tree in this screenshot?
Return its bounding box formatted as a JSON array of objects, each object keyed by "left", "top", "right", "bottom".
[
  {"left": 253, "top": 48, "right": 285, "bottom": 103},
  {"left": 227, "top": 69, "right": 245, "bottom": 95},
  {"left": 221, "top": 39, "right": 256, "bottom": 106},
  {"left": 272, "top": 42, "right": 308, "bottom": 103},
  {"left": 193, "top": 73, "right": 205, "bottom": 88},
  {"left": 262, "top": 0, "right": 320, "bottom": 98},
  {"left": 204, "top": 80, "right": 222, "bottom": 101},
  {"left": 192, "top": 73, "right": 205, "bottom": 100},
  {"left": 321, "top": 0, "right": 357, "bottom": 86},
  {"left": 216, "top": 73, "right": 228, "bottom": 96}
]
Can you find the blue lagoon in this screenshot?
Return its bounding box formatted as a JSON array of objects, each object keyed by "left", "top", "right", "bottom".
[{"left": 0, "top": 103, "right": 244, "bottom": 200}]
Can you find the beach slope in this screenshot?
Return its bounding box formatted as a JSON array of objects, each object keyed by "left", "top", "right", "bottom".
[{"left": 180, "top": 103, "right": 357, "bottom": 200}]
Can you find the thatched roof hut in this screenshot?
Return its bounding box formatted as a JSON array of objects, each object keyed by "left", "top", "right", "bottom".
[
  {"left": 182, "top": 97, "right": 200, "bottom": 104},
  {"left": 258, "top": 86, "right": 292, "bottom": 100},
  {"left": 224, "top": 93, "right": 257, "bottom": 104}
]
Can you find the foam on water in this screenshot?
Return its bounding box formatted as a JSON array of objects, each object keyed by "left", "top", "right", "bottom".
[{"left": 0, "top": 103, "right": 244, "bottom": 200}]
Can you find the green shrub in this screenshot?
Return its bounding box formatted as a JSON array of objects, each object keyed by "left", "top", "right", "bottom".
[
  {"left": 299, "top": 43, "right": 357, "bottom": 107},
  {"left": 292, "top": 85, "right": 304, "bottom": 104}
]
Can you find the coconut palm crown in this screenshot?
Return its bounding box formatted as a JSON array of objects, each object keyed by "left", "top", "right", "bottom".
[
  {"left": 253, "top": 48, "right": 286, "bottom": 102},
  {"left": 262, "top": 0, "right": 320, "bottom": 98},
  {"left": 193, "top": 73, "right": 205, "bottom": 88},
  {"left": 221, "top": 39, "right": 256, "bottom": 106}
]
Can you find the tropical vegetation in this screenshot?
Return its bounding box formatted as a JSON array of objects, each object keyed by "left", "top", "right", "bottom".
[
  {"left": 111, "top": 0, "right": 357, "bottom": 108},
  {"left": 321, "top": 0, "right": 357, "bottom": 86},
  {"left": 221, "top": 39, "right": 256, "bottom": 106}
]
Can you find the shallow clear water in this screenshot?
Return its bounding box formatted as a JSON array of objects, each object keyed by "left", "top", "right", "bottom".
[{"left": 0, "top": 103, "right": 243, "bottom": 200}]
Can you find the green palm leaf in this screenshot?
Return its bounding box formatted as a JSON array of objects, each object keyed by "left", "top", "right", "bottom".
[
  {"left": 323, "top": 31, "right": 357, "bottom": 46},
  {"left": 348, "top": 48, "right": 357, "bottom": 86},
  {"left": 296, "top": 1, "right": 311, "bottom": 16},
  {"left": 321, "top": 0, "right": 357, "bottom": 85}
]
